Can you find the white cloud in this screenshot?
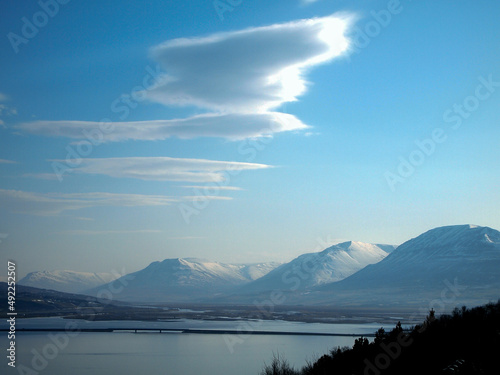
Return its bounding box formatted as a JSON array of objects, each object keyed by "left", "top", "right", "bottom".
[
  {"left": 61, "top": 229, "right": 163, "bottom": 236},
  {"left": 0, "top": 189, "right": 177, "bottom": 216},
  {"left": 74, "top": 216, "right": 95, "bottom": 221},
  {"left": 0, "top": 104, "right": 17, "bottom": 116},
  {"left": 22, "top": 173, "right": 59, "bottom": 180},
  {"left": 166, "top": 236, "right": 205, "bottom": 240},
  {"left": 0, "top": 188, "right": 235, "bottom": 217},
  {"left": 181, "top": 185, "right": 243, "bottom": 191},
  {"left": 56, "top": 157, "right": 272, "bottom": 183},
  {"left": 15, "top": 112, "right": 308, "bottom": 141},
  {"left": 13, "top": 15, "right": 352, "bottom": 141},
  {"left": 0, "top": 99, "right": 17, "bottom": 128},
  {"left": 181, "top": 195, "right": 233, "bottom": 201},
  {"left": 147, "top": 14, "right": 352, "bottom": 113},
  {"left": 0, "top": 159, "right": 17, "bottom": 164}
]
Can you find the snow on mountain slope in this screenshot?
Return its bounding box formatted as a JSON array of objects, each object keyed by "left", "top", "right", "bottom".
[
  {"left": 238, "top": 262, "right": 283, "bottom": 280},
  {"left": 131, "top": 258, "right": 280, "bottom": 286},
  {"left": 359, "top": 225, "right": 500, "bottom": 280},
  {"left": 312, "top": 225, "right": 500, "bottom": 307},
  {"left": 18, "top": 270, "right": 119, "bottom": 294},
  {"left": 236, "top": 241, "right": 389, "bottom": 294},
  {"left": 85, "top": 258, "right": 280, "bottom": 302},
  {"left": 21, "top": 225, "right": 499, "bottom": 307}
]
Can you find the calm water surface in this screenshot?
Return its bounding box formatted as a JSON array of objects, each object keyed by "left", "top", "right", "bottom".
[{"left": 2, "top": 318, "right": 389, "bottom": 374}]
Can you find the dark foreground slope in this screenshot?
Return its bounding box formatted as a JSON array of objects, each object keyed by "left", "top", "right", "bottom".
[
  {"left": 261, "top": 299, "right": 500, "bottom": 375},
  {"left": 0, "top": 282, "right": 110, "bottom": 317},
  {"left": 0, "top": 282, "right": 164, "bottom": 319}
]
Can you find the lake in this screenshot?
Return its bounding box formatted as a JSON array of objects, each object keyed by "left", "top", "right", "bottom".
[{"left": 2, "top": 318, "right": 391, "bottom": 374}]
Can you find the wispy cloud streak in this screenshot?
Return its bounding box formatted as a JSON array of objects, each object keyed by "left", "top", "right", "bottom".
[
  {"left": 55, "top": 157, "right": 272, "bottom": 182},
  {"left": 15, "top": 112, "right": 308, "bottom": 141},
  {"left": 0, "top": 189, "right": 177, "bottom": 216}
]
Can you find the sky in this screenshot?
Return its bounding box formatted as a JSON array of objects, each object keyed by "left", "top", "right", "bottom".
[{"left": 1, "top": 0, "right": 499, "bottom": 278}]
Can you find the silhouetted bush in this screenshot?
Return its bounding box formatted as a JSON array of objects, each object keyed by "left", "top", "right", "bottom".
[
  {"left": 260, "top": 299, "right": 500, "bottom": 375},
  {"left": 260, "top": 352, "right": 301, "bottom": 375}
]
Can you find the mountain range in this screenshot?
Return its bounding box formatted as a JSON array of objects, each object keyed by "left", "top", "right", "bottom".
[
  {"left": 235, "top": 241, "right": 393, "bottom": 294},
  {"left": 18, "top": 224, "right": 500, "bottom": 309},
  {"left": 19, "top": 270, "right": 120, "bottom": 294},
  {"left": 19, "top": 260, "right": 281, "bottom": 302},
  {"left": 83, "top": 259, "right": 281, "bottom": 302},
  {"left": 306, "top": 224, "right": 500, "bottom": 308}
]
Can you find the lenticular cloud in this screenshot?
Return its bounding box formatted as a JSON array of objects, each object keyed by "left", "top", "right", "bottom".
[
  {"left": 147, "top": 14, "right": 352, "bottom": 113},
  {"left": 15, "top": 15, "right": 353, "bottom": 141}
]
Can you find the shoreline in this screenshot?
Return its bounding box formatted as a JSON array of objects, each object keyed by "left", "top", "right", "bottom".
[{"left": 0, "top": 327, "right": 375, "bottom": 336}]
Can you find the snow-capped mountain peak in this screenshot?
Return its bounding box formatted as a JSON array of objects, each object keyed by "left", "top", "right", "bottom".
[
  {"left": 237, "top": 241, "right": 390, "bottom": 294},
  {"left": 83, "top": 258, "right": 281, "bottom": 302},
  {"left": 316, "top": 224, "right": 500, "bottom": 306},
  {"left": 388, "top": 224, "right": 500, "bottom": 261}
]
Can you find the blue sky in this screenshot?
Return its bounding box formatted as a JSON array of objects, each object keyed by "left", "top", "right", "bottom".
[{"left": 1, "top": 0, "right": 499, "bottom": 277}]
